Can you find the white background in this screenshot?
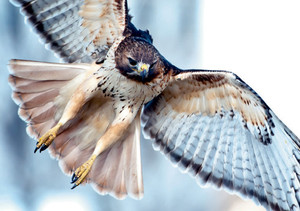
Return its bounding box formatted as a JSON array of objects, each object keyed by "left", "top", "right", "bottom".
[{"left": 201, "top": 0, "right": 300, "bottom": 137}]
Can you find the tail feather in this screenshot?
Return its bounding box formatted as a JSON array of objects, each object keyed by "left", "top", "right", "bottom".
[
  {"left": 89, "top": 115, "right": 144, "bottom": 199},
  {"left": 13, "top": 89, "right": 59, "bottom": 109},
  {"left": 9, "top": 76, "right": 68, "bottom": 93},
  {"left": 9, "top": 59, "right": 144, "bottom": 199},
  {"left": 8, "top": 59, "right": 88, "bottom": 139},
  {"left": 26, "top": 120, "right": 56, "bottom": 139},
  {"left": 9, "top": 59, "right": 87, "bottom": 80},
  {"left": 18, "top": 102, "right": 55, "bottom": 123}
]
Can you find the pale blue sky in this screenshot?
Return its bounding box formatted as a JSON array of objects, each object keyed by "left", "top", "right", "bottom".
[{"left": 1, "top": 1, "right": 299, "bottom": 211}]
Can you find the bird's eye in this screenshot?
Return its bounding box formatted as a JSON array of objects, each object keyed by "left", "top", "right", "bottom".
[{"left": 128, "top": 58, "right": 137, "bottom": 66}]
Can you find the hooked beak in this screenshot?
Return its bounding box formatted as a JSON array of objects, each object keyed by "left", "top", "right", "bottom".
[{"left": 137, "top": 63, "right": 149, "bottom": 82}]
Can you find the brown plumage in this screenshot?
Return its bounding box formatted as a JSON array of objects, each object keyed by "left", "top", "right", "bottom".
[{"left": 9, "top": 0, "right": 300, "bottom": 210}]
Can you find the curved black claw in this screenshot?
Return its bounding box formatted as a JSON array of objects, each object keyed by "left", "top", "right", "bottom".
[
  {"left": 71, "top": 183, "right": 78, "bottom": 190},
  {"left": 39, "top": 144, "right": 48, "bottom": 153},
  {"left": 33, "top": 142, "right": 39, "bottom": 153},
  {"left": 71, "top": 173, "right": 78, "bottom": 184}
]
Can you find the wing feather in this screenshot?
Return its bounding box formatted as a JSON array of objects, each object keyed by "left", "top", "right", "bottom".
[
  {"left": 142, "top": 69, "right": 300, "bottom": 210},
  {"left": 210, "top": 114, "right": 230, "bottom": 187},
  {"left": 13, "top": 0, "right": 129, "bottom": 63}
]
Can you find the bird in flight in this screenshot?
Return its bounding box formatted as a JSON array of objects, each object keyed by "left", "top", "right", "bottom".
[{"left": 8, "top": 0, "right": 300, "bottom": 210}]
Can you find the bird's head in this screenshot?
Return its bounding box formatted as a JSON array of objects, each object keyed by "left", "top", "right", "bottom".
[{"left": 115, "top": 37, "right": 163, "bottom": 83}]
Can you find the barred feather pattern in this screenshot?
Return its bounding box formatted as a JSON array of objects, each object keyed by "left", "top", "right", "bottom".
[
  {"left": 11, "top": 0, "right": 128, "bottom": 63},
  {"left": 142, "top": 70, "right": 300, "bottom": 211},
  {"left": 8, "top": 59, "right": 144, "bottom": 199},
  {"left": 8, "top": 59, "right": 88, "bottom": 137}
]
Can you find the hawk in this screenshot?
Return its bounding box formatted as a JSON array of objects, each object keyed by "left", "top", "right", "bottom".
[{"left": 8, "top": 0, "right": 300, "bottom": 210}]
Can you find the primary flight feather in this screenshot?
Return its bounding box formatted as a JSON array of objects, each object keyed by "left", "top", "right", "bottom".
[{"left": 8, "top": 0, "right": 300, "bottom": 210}]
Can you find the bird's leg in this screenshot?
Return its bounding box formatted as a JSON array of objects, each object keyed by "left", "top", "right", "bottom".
[
  {"left": 35, "top": 76, "right": 98, "bottom": 153},
  {"left": 35, "top": 123, "right": 62, "bottom": 153},
  {"left": 71, "top": 154, "right": 97, "bottom": 188},
  {"left": 71, "top": 106, "right": 137, "bottom": 188}
]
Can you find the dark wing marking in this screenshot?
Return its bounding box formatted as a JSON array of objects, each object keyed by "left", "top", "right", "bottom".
[
  {"left": 12, "top": 0, "right": 129, "bottom": 63},
  {"left": 142, "top": 69, "right": 300, "bottom": 211}
]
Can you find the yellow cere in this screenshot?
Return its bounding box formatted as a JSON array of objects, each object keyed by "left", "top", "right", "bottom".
[{"left": 137, "top": 63, "right": 149, "bottom": 73}]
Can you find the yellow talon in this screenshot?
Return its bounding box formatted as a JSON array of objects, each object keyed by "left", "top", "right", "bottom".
[
  {"left": 34, "top": 123, "right": 62, "bottom": 153},
  {"left": 71, "top": 155, "right": 97, "bottom": 189}
]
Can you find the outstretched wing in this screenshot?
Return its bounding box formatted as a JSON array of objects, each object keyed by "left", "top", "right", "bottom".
[
  {"left": 11, "top": 0, "right": 129, "bottom": 63},
  {"left": 142, "top": 69, "right": 300, "bottom": 211}
]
